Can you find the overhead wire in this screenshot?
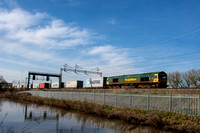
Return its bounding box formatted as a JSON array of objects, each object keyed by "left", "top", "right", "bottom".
[
  {"left": 130, "top": 28, "right": 200, "bottom": 51},
  {"left": 98, "top": 27, "right": 200, "bottom": 71}
]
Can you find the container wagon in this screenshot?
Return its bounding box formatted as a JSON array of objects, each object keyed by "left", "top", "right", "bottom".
[
  {"left": 33, "top": 84, "right": 39, "bottom": 88},
  {"left": 39, "top": 83, "right": 50, "bottom": 89},
  {"left": 51, "top": 82, "right": 64, "bottom": 88},
  {"left": 65, "top": 81, "right": 83, "bottom": 88},
  {"left": 85, "top": 77, "right": 107, "bottom": 88}
]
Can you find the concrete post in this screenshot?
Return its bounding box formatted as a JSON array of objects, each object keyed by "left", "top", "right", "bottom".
[
  {"left": 169, "top": 94, "right": 172, "bottom": 112},
  {"left": 104, "top": 92, "right": 105, "bottom": 104},
  {"left": 147, "top": 94, "right": 150, "bottom": 110},
  {"left": 115, "top": 93, "right": 118, "bottom": 106},
  {"left": 199, "top": 95, "right": 200, "bottom": 116},
  {"left": 93, "top": 92, "right": 95, "bottom": 102},
  {"left": 130, "top": 93, "right": 132, "bottom": 108}
]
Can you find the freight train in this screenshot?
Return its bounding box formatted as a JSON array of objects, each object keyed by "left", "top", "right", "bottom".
[
  {"left": 36, "top": 71, "right": 167, "bottom": 89},
  {"left": 86, "top": 71, "right": 167, "bottom": 88}
]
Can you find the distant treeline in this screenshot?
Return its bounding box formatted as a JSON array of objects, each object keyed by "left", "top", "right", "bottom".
[
  {"left": 0, "top": 75, "right": 7, "bottom": 89},
  {"left": 168, "top": 69, "right": 200, "bottom": 88}
]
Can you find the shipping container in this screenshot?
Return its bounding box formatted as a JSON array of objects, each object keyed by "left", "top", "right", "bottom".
[
  {"left": 85, "top": 77, "right": 107, "bottom": 88},
  {"left": 33, "top": 84, "right": 39, "bottom": 88},
  {"left": 39, "top": 83, "right": 50, "bottom": 89},
  {"left": 29, "top": 84, "right": 33, "bottom": 89},
  {"left": 65, "top": 81, "right": 83, "bottom": 88},
  {"left": 51, "top": 82, "right": 64, "bottom": 88}
]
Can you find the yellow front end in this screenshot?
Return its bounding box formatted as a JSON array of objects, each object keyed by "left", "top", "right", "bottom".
[
  {"left": 153, "top": 74, "right": 159, "bottom": 83},
  {"left": 106, "top": 78, "right": 109, "bottom": 85}
]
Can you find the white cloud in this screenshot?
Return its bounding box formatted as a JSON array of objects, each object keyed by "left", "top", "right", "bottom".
[
  {"left": 0, "top": 7, "right": 94, "bottom": 64},
  {"left": 88, "top": 45, "right": 113, "bottom": 55},
  {"left": 0, "top": 6, "right": 98, "bottom": 82},
  {"left": 0, "top": 8, "right": 45, "bottom": 31},
  {"left": 87, "top": 45, "right": 132, "bottom": 65},
  {"left": 0, "top": 8, "right": 92, "bottom": 48},
  {"left": 0, "top": 5, "right": 141, "bottom": 82}
]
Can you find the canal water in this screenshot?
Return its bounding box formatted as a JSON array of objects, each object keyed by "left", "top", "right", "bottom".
[{"left": 0, "top": 99, "right": 172, "bottom": 133}]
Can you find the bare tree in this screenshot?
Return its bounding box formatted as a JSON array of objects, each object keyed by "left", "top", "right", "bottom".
[
  {"left": 168, "top": 71, "right": 184, "bottom": 88},
  {"left": 197, "top": 69, "right": 200, "bottom": 88},
  {"left": 168, "top": 72, "right": 173, "bottom": 88},
  {"left": 0, "top": 75, "right": 7, "bottom": 89},
  {"left": 0, "top": 75, "right": 7, "bottom": 84},
  {"left": 168, "top": 69, "right": 200, "bottom": 88},
  {"left": 188, "top": 69, "right": 199, "bottom": 88},
  {"left": 182, "top": 71, "right": 191, "bottom": 88}
]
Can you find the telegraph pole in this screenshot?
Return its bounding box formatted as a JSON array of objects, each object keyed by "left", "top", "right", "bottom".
[{"left": 59, "top": 68, "right": 63, "bottom": 89}]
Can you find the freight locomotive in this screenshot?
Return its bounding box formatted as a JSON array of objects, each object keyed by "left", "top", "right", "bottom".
[{"left": 106, "top": 71, "right": 167, "bottom": 88}]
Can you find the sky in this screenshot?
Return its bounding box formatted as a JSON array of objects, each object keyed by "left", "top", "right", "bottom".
[{"left": 0, "top": 0, "right": 200, "bottom": 84}]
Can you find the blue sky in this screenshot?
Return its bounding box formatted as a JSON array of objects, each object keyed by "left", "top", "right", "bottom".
[{"left": 0, "top": 0, "right": 200, "bottom": 83}]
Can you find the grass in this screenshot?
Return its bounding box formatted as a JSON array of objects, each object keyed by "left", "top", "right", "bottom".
[{"left": 1, "top": 92, "right": 200, "bottom": 133}]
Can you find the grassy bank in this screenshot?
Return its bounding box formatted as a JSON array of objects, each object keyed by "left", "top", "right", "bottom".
[{"left": 1, "top": 92, "right": 200, "bottom": 133}]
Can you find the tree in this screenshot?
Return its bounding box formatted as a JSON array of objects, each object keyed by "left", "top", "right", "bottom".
[
  {"left": 197, "top": 69, "right": 200, "bottom": 87},
  {"left": 0, "top": 75, "right": 7, "bottom": 89},
  {"left": 168, "top": 71, "right": 184, "bottom": 88},
  {"left": 0, "top": 75, "right": 7, "bottom": 84},
  {"left": 168, "top": 69, "right": 200, "bottom": 88},
  {"left": 188, "top": 69, "right": 199, "bottom": 88},
  {"left": 182, "top": 71, "right": 191, "bottom": 88}
]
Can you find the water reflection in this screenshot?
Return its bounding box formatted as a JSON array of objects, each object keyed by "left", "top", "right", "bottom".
[{"left": 0, "top": 99, "right": 173, "bottom": 133}]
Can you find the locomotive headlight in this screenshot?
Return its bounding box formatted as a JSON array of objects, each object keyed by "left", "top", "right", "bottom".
[{"left": 106, "top": 81, "right": 109, "bottom": 85}]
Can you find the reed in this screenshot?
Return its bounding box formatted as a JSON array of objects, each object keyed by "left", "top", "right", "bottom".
[{"left": 2, "top": 92, "right": 200, "bottom": 133}]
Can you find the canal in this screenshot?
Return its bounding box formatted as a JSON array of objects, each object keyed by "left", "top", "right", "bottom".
[{"left": 0, "top": 98, "right": 172, "bottom": 133}]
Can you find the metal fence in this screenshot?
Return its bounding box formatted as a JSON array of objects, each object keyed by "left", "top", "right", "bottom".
[{"left": 26, "top": 91, "right": 200, "bottom": 116}]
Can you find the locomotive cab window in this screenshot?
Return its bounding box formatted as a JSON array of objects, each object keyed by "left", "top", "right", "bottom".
[
  {"left": 113, "top": 78, "right": 118, "bottom": 83},
  {"left": 141, "top": 77, "right": 149, "bottom": 81},
  {"left": 161, "top": 76, "right": 167, "bottom": 79}
]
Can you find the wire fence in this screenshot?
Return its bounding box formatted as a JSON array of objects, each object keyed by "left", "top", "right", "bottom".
[{"left": 26, "top": 91, "right": 200, "bottom": 116}]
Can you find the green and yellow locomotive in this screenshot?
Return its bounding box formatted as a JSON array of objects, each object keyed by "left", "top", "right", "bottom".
[{"left": 106, "top": 71, "right": 167, "bottom": 88}]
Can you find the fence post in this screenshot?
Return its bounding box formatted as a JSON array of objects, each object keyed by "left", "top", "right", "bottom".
[
  {"left": 115, "top": 93, "right": 118, "bottom": 106},
  {"left": 130, "top": 93, "right": 132, "bottom": 108},
  {"left": 93, "top": 92, "right": 95, "bottom": 102},
  {"left": 199, "top": 95, "right": 200, "bottom": 116},
  {"left": 193, "top": 95, "right": 195, "bottom": 115},
  {"left": 147, "top": 94, "right": 150, "bottom": 110},
  {"left": 104, "top": 92, "right": 105, "bottom": 104},
  {"left": 169, "top": 94, "right": 172, "bottom": 112}
]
